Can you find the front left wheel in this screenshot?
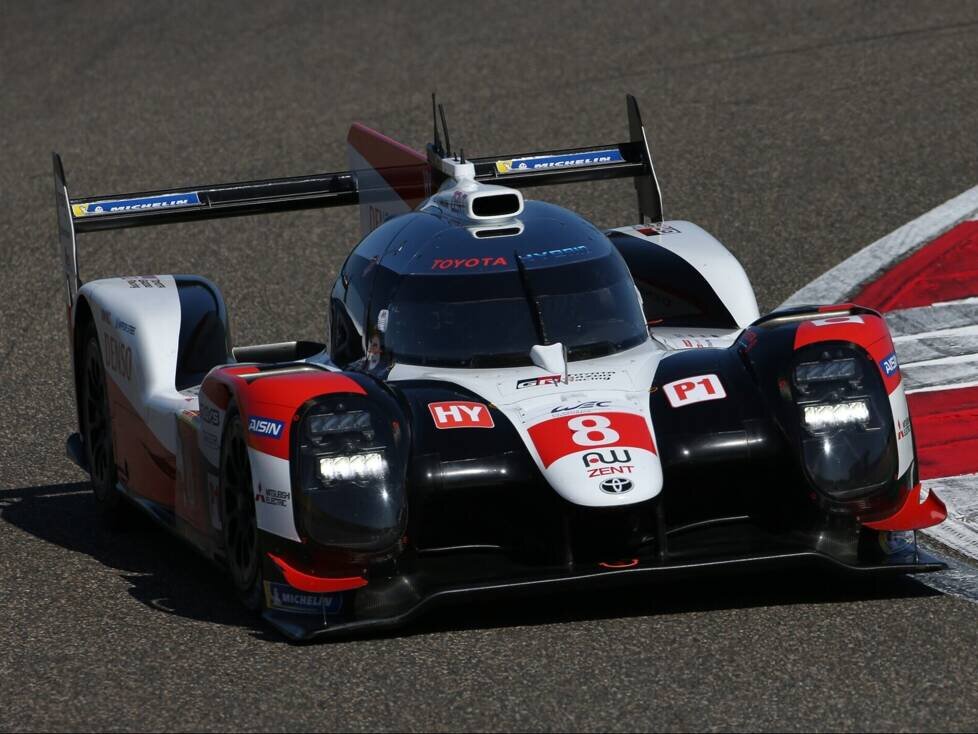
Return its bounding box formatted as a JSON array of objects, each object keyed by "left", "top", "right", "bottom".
[{"left": 220, "top": 407, "right": 264, "bottom": 611}]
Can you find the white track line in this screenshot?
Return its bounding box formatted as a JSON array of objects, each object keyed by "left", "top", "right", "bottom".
[
  {"left": 893, "top": 323, "right": 978, "bottom": 342},
  {"left": 902, "top": 352, "right": 978, "bottom": 368},
  {"left": 924, "top": 474, "right": 978, "bottom": 557},
  {"left": 893, "top": 334, "right": 978, "bottom": 364},
  {"left": 902, "top": 361, "right": 978, "bottom": 393},
  {"left": 885, "top": 301, "right": 978, "bottom": 337},
  {"left": 929, "top": 296, "right": 978, "bottom": 308},
  {"left": 908, "top": 379, "right": 978, "bottom": 395},
  {"left": 783, "top": 187, "right": 978, "bottom": 307}
]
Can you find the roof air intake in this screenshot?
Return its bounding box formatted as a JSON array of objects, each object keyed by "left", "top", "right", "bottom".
[{"left": 471, "top": 193, "right": 521, "bottom": 218}]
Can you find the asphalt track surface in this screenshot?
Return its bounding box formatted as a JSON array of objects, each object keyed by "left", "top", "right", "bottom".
[{"left": 3, "top": 1, "right": 978, "bottom": 730}]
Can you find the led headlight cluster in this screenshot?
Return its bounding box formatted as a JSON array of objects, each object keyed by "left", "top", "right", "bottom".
[
  {"left": 318, "top": 452, "right": 387, "bottom": 483},
  {"left": 307, "top": 410, "right": 374, "bottom": 441},
  {"left": 294, "top": 394, "right": 407, "bottom": 552},
  {"left": 803, "top": 400, "right": 870, "bottom": 431},
  {"left": 792, "top": 349, "right": 873, "bottom": 434},
  {"left": 790, "top": 344, "right": 895, "bottom": 500},
  {"left": 794, "top": 358, "right": 857, "bottom": 384}
]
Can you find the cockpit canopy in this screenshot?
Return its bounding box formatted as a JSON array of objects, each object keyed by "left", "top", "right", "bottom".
[
  {"left": 348, "top": 201, "right": 649, "bottom": 370},
  {"left": 386, "top": 248, "right": 646, "bottom": 368}
]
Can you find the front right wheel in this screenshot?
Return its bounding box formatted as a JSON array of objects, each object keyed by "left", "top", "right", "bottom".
[{"left": 220, "top": 407, "right": 264, "bottom": 611}]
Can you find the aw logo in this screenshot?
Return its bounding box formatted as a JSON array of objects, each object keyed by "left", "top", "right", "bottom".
[
  {"left": 248, "top": 416, "right": 284, "bottom": 439},
  {"left": 581, "top": 449, "right": 631, "bottom": 467}
]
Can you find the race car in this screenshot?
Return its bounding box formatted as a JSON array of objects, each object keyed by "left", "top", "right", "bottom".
[{"left": 54, "top": 95, "right": 948, "bottom": 640}]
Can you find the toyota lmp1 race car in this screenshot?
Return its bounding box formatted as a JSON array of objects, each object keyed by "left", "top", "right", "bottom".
[{"left": 54, "top": 95, "right": 948, "bottom": 640}]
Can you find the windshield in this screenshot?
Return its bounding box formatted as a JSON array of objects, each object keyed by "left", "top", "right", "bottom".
[{"left": 385, "top": 251, "right": 648, "bottom": 368}]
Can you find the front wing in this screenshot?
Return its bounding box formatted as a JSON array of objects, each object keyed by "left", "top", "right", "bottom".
[{"left": 261, "top": 519, "right": 943, "bottom": 641}]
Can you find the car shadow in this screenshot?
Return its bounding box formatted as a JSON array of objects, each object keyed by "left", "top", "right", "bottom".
[
  {"left": 0, "top": 481, "right": 943, "bottom": 645},
  {"left": 0, "top": 481, "right": 284, "bottom": 642}
]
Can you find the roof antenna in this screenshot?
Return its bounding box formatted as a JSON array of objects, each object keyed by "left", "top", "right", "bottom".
[
  {"left": 438, "top": 103, "right": 452, "bottom": 158},
  {"left": 431, "top": 92, "right": 444, "bottom": 156}
]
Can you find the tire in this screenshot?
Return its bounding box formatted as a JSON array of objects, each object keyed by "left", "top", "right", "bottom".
[
  {"left": 220, "top": 407, "right": 264, "bottom": 611},
  {"left": 79, "top": 325, "right": 123, "bottom": 521}
]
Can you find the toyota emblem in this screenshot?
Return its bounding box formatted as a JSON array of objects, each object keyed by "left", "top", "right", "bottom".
[{"left": 599, "top": 477, "right": 633, "bottom": 494}]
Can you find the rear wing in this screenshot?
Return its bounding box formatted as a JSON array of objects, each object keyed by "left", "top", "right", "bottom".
[
  {"left": 52, "top": 154, "right": 360, "bottom": 308},
  {"left": 54, "top": 94, "right": 662, "bottom": 311},
  {"left": 470, "top": 95, "right": 663, "bottom": 224}
]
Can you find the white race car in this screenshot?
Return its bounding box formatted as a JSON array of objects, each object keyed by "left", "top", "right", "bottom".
[{"left": 54, "top": 95, "right": 946, "bottom": 639}]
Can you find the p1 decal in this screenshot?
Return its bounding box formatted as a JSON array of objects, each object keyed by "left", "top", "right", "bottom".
[
  {"left": 428, "top": 401, "right": 494, "bottom": 429},
  {"left": 249, "top": 416, "right": 285, "bottom": 439},
  {"left": 663, "top": 374, "right": 726, "bottom": 408},
  {"left": 528, "top": 412, "right": 655, "bottom": 468}
]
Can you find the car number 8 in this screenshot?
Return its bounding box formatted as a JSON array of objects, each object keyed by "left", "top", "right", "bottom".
[{"left": 568, "top": 415, "right": 620, "bottom": 446}]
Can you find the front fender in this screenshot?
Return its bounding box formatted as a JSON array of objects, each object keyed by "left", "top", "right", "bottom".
[
  {"left": 737, "top": 304, "right": 918, "bottom": 523},
  {"left": 200, "top": 366, "right": 408, "bottom": 552}
]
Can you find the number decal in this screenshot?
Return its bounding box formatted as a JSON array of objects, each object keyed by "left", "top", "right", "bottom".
[
  {"left": 567, "top": 415, "right": 620, "bottom": 446},
  {"left": 528, "top": 412, "right": 655, "bottom": 467}
]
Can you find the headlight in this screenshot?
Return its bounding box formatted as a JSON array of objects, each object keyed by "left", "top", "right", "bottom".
[
  {"left": 308, "top": 410, "right": 373, "bottom": 439},
  {"left": 293, "top": 394, "right": 408, "bottom": 552},
  {"left": 794, "top": 358, "right": 857, "bottom": 384},
  {"left": 318, "top": 452, "right": 387, "bottom": 483},
  {"left": 803, "top": 401, "right": 870, "bottom": 431},
  {"left": 789, "top": 344, "right": 896, "bottom": 501}
]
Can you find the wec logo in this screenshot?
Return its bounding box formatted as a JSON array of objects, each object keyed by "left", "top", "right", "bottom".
[
  {"left": 248, "top": 416, "right": 284, "bottom": 439},
  {"left": 553, "top": 400, "right": 611, "bottom": 414}
]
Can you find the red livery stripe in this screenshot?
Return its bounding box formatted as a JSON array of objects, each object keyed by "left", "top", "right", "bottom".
[
  {"left": 864, "top": 483, "right": 947, "bottom": 531},
  {"left": 908, "top": 386, "right": 978, "bottom": 480},
  {"left": 268, "top": 553, "right": 368, "bottom": 593}
]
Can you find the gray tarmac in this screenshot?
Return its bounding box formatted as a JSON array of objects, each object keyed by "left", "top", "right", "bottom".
[{"left": 2, "top": 1, "right": 978, "bottom": 730}]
